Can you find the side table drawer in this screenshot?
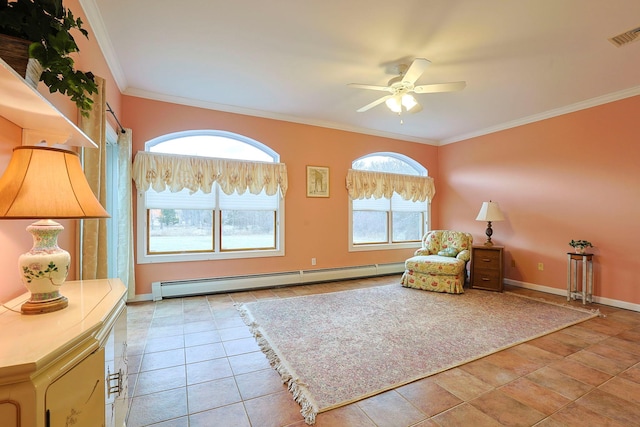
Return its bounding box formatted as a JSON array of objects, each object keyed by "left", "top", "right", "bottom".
[
  {"left": 472, "top": 269, "right": 501, "bottom": 290},
  {"left": 473, "top": 249, "right": 501, "bottom": 270}
]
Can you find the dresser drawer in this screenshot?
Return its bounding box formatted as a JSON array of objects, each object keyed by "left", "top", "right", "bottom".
[
  {"left": 472, "top": 268, "right": 501, "bottom": 289},
  {"left": 473, "top": 249, "right": 501, "bottom": 270}
]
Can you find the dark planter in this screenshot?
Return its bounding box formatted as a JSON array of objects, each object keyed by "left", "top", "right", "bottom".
[{"left": 0, "top": 33, "right": 31, "bottom": 77}]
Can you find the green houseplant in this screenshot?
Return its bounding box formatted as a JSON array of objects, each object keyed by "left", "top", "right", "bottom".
[
  {"left": 0, "top": 0, "right": 97, "bottom": 116},
  {"left": 569, "top": 239, "right": 593, "bottom": 253}
]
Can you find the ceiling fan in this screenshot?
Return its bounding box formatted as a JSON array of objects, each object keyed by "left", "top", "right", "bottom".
[{"left": 349, "top": 58, "right": 466, "bottom": 114}]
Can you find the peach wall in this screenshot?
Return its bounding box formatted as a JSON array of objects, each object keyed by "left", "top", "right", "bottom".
[
  {"left": 437, "top": 95, "right": 640, "bottom": 305},
  {"left": 122, "top": 96, "right": 439, "bottom": 295}
]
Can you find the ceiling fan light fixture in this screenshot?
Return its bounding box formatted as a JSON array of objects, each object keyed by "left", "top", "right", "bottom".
[
  {"left": 350, "top": 58, "right": 465, "bottom": 114},
  {"left": 385, "top": 94, "right": 418, "bottom": 113},
  {"left": 401, "top": 94, "right": 418, "bottom": 111},
  {"left": 385, "top": 96, "right": 402, "bottom": 113}
]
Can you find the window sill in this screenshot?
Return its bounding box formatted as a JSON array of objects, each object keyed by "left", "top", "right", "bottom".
[
  {"left": 137, "top": 248, "right": 285, "bottom": 264},
  {"left": 349, "top": 242, "right": 420, "bottom": 252}
]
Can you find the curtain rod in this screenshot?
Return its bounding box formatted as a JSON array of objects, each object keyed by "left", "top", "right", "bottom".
[{"left": 106, "top": 102, "right": 126, "bottom": 134}]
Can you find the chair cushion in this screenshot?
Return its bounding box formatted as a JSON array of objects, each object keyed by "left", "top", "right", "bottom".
[
  {"left": 405, "top": 255, "right": 465, "bottom": 275},
  {"left": 437, "top": 248, "right": 459, "bottom": 257}
]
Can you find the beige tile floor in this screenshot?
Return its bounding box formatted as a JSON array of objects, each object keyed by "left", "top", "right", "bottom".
[{"left": 125, "top": 275, "right": 640, "bottom": 426}]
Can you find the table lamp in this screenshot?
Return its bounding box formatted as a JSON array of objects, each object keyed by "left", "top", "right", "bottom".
[
  {"left": 0, "top": 146, "right": 109, "bottom": 314},
  {"left": 475, "top": 200, "right": 504, "bottom": 247}
]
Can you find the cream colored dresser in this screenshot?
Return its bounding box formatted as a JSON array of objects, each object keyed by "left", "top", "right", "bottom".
[{"left": 0, "top": 279, "right": 127, "bottom": 427}]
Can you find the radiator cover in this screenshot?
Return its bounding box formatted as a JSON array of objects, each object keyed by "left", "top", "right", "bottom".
[{"left": 151, "top": 263, "right": 404, "bottom": 300}]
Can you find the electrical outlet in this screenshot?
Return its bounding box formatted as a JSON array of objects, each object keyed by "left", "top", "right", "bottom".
[
  {"left": 537, "top": 262, "right": 544, "bottom": 271},
  {"left": 311, "top": 258, "right": 317, "bottom": 266}
]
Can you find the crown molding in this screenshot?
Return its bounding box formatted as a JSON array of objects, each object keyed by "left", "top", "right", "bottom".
[
  {"left": 123, "top": 87, "right": 440, "bottom": 146},
  {"left": 441, "top": 86, "right": 640, "bottom": 145},
  {"left": 79, "top": 0, "right": 128, "bottom": 93}
]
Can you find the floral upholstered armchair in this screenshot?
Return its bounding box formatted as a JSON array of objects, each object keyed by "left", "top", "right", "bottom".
[{"left": 401, "top": 230, "right": 473, "bottom": 294}]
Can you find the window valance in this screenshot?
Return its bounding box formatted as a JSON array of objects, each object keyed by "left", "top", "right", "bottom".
[
  {"left": 345, "top": 169, "right": 435, "bottom": 202},
  {"left": 132, "top": 151, "right": 288, "bottom": 197}
]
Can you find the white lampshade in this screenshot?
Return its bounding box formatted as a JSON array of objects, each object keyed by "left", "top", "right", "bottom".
[
  {"left": 476, "top": 201, "right": 504, "bottom": 247},
  {"left": 401, "top": 94, "right": 418, "bottom": 111},
  {"left": 0, "top": 146, "right": 109, "bottom": 314},
  {"left": 385, "top": 94, "right": 419, "bottom": 113},
  {"left": 475, "top": 201, "right": 505, "bottom": 222},
  {"left": 385, "top": 96, "right": 402, "bottom": 113}
]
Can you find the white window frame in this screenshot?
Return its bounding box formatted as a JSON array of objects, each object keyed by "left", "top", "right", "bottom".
[
  {"left": 348, "top": 152, "right": 430, "bottom": 252},
  {"left": 105, "top": 124, "right": 119, "bottom": 277},
  {"left": 136, "top": 130, "right": 285, "bottom": 264}
]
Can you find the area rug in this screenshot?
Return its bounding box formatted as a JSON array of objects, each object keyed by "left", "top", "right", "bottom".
[{"left": 237, "top": 285, "right": 598, "bottom": 424}]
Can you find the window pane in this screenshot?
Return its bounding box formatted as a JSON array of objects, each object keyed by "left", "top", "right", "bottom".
[
  {"left": 151, "top": 134, "right": 274, "bottom": 161},
  {"left": 138, "top": 131, "right": 285, "bottom": 263},
  {"left": 392, "top": 211, "right": 423, "bottom": 242},
  {"left": 148, "top": 209, "right": 213, "bottom": 253},
  {"left": 352, "top": 155, "right": 420, "bottom": 175},
  {"left": 353, "top": 211, "right": 388, "bottom": 244},
  {"left": 221, "top": 211, "right": 276, "bottom": 250}
]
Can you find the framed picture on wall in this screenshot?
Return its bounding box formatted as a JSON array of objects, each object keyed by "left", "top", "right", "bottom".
[{"left": 306, "top": 166, "right": 329, "bottom": 198}]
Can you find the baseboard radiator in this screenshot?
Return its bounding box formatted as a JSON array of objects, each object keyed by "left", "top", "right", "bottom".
[{"left": 151, "top": 262, "right": 405, "bottom": 301}]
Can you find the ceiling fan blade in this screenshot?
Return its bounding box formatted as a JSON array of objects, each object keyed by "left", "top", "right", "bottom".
[
  {"left": 402, "top": 58, "right": 431, "bottom": 85},
  {"left": 413, "top": 81, "right": 466, "bottom": 94},
  {"left": 348, "top": 83, "right": 392, "bottom": 92},
  {"left": 357, "top": 95, "right": 393, "bottom": 112}
]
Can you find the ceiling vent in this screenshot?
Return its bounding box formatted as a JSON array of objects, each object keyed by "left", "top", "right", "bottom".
[{"left": 609, "top": 26, "right": 640, "bottom": 47}]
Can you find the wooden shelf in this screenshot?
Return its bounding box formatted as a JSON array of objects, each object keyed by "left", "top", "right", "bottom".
[{"left": 0, "top": 58, "right": 97, "bottom": 148}]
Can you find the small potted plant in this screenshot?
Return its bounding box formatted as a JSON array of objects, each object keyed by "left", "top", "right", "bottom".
[
  {"left": 569, "top": 239, "right": 593, "bottom": 254},
  {"left": 0, "top": 0, "right": 97, "bottom": 116}
]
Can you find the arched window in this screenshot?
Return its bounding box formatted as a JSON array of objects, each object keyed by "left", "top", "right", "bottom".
[
  {"left": 348, "top": 152, "right": 431, "bottom": 250},
  {"left": 134, "top": 130, "right": 285, "bottom": 263}
]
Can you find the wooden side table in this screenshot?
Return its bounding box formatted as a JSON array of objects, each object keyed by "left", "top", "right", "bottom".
[
  {"left": 470, "top": 245, "right": 504, "bottom": 292},
  {"left": 567, "top": 252, "right": 594, "bottom": 304}
]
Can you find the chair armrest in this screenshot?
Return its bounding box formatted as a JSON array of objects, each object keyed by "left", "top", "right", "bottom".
[
  {"left": 414, "top": 248, "right": 431, "bottom": 256},
  {"left": 456, "top": 249, "right": 471, "bottom": 262}
]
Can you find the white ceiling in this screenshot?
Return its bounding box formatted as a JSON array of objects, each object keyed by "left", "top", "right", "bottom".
[{"left": 81, "top": 0, "right": 640, "bottom": 145}]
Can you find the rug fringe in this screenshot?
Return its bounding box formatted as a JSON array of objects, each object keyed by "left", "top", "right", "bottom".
[
  {"left": 236, "top": 303, "right": 319, "bottom": 425},
  {"left": 503, "top": 291, "right": 603, "bottom": 317}
]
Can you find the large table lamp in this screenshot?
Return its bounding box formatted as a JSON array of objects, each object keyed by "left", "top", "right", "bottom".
[
  {"left": 0, "top": 146, "right": 109, "bottom": 314},
  {"left": 475, "top": 200, "right": 504, "bottom": 247}
]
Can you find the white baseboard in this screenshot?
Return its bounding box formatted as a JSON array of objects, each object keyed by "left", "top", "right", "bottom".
[
  {"left": 504, "top": 279, "right": 640, "bottom": 313},
  {"left": 128, "top": 273, "right": 639, "bottom": 312},
  {"left": 127, "top": 294, "right": 155, "bottom": 303},
  {"left": 130, "top": 262, "right": 405, "bottom": 302}
]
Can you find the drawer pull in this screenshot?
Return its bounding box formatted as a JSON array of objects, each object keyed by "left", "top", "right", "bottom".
[
  {"left": 482, "top": 277, "right": 491, "bottom": 281},
  {"left": 107, "top": 367, "right": 123, "bottom": 397},
  {"left": 482, "top": 258, "right": 492, "bottom": 262}
]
